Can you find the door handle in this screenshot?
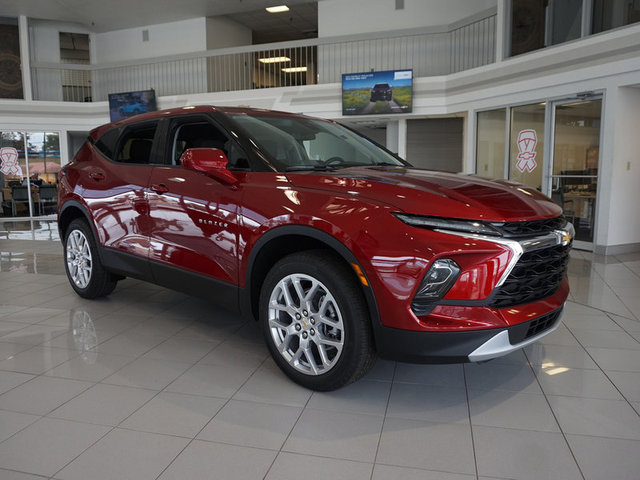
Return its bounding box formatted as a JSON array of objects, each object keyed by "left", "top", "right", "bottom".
[
  {"left": 89, "top": 171, "right": 105, "bottom": 181},
  {"left": 151, "top": 183, "right": 169, "bottom": 194}
]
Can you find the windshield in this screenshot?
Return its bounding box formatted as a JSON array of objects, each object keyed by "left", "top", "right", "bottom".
[{"left": 228, "top": 113, "right": 406, "bottom": 172}]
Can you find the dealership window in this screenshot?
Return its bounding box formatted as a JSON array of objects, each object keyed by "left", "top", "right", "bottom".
[
  {"left": 510, "top": 0, "right": 640, "bottom": 57},
  {"left": 509, "top": 103, "right": 546, "bottom": 190},
  {"left": 592, "top": 0, "right": 640, "bottom": 33},
  {"left": 0, "top": 17, "right": 23, "bottom": 99},
  {"left": 1, "top": 131, "right": 61, "bottom": 218},
  {"left": 476, "top": 109, "right": 507, "bottom": 178}
]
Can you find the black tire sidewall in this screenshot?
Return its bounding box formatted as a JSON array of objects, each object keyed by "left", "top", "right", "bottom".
[
  {"left": 64, "top": 219, "right": 114, "bottom": 298},
  {"left": 259, "top": 252, "right": 372, "bottom": 391}
]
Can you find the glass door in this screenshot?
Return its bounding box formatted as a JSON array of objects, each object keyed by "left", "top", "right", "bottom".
[{"left": 547, "top": 98, "right": 602, "bottom": 248}]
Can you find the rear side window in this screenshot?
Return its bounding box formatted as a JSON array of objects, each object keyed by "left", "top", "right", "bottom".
[
  {"left": 115, "top": 123, "right": 158, "bottom": 164},
  {"left": 94, "top": 128, "right": 119, "bottom": 159}
]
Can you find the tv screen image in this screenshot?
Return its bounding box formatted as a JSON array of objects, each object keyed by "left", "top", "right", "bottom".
[
  {"left": 342, "top": 70, "right": 412, "bottom": 116},
  {"left": 108, "top": 89, "right": 157, "bottom": 122}
]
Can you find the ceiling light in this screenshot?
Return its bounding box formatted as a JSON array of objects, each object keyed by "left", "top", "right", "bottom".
[
  {"left": 266, "top": 5, "right": 289, "bottom": 13},
  {"left": 282, "top": 66, "right": 307, "bottom": 73},
  {"left": 259, "top": 56, "right": 291, "bottom": 64}
]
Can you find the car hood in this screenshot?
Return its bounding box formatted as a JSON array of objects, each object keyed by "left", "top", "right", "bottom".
[{"left": 286, "top": 166, "right": 562, "bottom": 222}]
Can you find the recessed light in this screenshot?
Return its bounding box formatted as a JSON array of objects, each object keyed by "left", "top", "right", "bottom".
[
  {"left": 266, "top": 5, "right": 289, "bottom": 13},
  {"left": 282, "top": 66, "right": 307, "bottom": 73},
  {"left": 259, "top": 56, "right": 291, "bottom": 63}
]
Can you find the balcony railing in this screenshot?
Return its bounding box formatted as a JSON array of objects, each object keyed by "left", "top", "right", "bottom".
[{"left": 30, "top": 10, "right": 496, "bottom": 103}]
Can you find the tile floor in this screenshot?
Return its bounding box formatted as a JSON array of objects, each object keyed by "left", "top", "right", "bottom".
[{"left": 0, "top": 225, "right": 639, "bottom": 479}]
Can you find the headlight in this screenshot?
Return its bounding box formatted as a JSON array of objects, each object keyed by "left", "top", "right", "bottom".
[
  {"left": 392, "top": 213, "right": 501, "bottom": 237},
  {"left": 411, "top": 259, "right": 461, "bottom": 316}
]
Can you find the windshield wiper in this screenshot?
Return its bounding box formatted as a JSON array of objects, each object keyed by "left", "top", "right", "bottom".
[{"left": 284, "top": 165, "right": 341, "bottom": 172}]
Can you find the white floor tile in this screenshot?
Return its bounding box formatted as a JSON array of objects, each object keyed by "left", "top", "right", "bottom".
[
  {"left": 56, "top": 428, "right": 189, "bottom": 480},
  {"left": 157, "top": 440, "right": 276, "bottom": 480},
  {"left": 0, "top": 417, "right": 110, "bottom": 477},
  {"left": 473, "top": 426, "right": 582, "bottom": 480},
  {"left": 197, "top": 399, "right": 301, "bottom": 450},
  {"left": 267, "top": 452, "right": 372, "bottom": 480},
  {"left": 284, "top": 409, "right": 383, "bottom": 463}
]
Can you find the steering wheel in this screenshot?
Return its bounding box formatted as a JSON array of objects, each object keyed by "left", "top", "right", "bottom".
[{"left": 324, "top": 156, "right": 345, "bottom": 166}]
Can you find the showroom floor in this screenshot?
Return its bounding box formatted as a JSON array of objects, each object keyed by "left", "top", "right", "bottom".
[{"left": 0, "top": 221, "right": 638, "bottom": 480}]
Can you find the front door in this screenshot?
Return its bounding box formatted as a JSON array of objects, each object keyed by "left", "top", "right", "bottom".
[
  {"left": 547, "top": 98, "right": 602, "bottom": 249},
  {"left": 147, "top": 116, "right": 246, "bottom": 296}
]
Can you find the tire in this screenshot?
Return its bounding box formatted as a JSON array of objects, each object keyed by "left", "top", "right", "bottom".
[
  {"left": 64, "top": 218, "right": 117, "bottom": 299},
  {"left": 259, "top": 251, "right": 375, "bottom": 391}
]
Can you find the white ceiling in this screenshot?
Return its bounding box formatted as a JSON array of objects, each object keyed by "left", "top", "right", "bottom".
[{"left": 1, "top": 0, "right": 317, "bottom": 33}]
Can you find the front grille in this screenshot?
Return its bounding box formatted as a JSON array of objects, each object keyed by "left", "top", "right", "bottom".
[
  {"left": 492, "top": 216, "right": 566, "bottom": 238},
  {"left": 508, "top": 308, "right": 562, "bottom": 344},
  {"left": 490, "top": 243, "right": 571, "bottom": 309}
]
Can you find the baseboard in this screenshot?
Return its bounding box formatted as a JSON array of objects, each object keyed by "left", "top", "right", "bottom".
[{"left": 594, "top": 242, "right": 640, "bottom": 255}]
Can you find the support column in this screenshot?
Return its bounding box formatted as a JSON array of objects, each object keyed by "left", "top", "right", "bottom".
[
  {"left": 18, "top": 15, "right": 33, "bottom": 101},
  {"left": 397, "top": 118, "right": 407, "bottom": 160},
  {"left": 496, "top": 0, "right": 509, "bottom": 61},
  {"left": 386, "top": 121, "right": 399, "bottom": 154}
]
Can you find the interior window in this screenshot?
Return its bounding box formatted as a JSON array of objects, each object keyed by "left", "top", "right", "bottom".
[
  {"left": 172, "top": 121, "right": 249, "bottom": 170},
  {"left": 115, "top": 123, "right": 157, "bottom": 164}
]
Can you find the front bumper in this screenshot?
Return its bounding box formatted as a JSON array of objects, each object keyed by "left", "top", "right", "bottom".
[{"left": 374, "top": 306, "right": 563, "bottom": 364}]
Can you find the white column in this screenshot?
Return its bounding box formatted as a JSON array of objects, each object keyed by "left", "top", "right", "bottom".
[
  {"left": 18, "top": 15, "right": 33, "bottom": 101},
  {"left": 386, "top": 121, "right": 399, "bottom": 154},
  {"left": 496, "top": 0, "right": 509, "bottom": 61},
  {"left": 464, "top": 112, "right": 475, "bottom": 173},
  {"left": 59, "top": 130, "right": 70, "bottom": 166},
  {"left": 397, "top": 118, "right": 407, "bottom": 160}
]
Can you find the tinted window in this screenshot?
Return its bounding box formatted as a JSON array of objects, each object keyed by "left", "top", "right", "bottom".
[
  {"left": 172, "top": 121, "right": 249, "bottom": 170},
  {"left": 115, "top": 123, "right": 157, "bottom": 164},
  {"left": 94, "top": 128, "right": 119, "bottom": 159}
]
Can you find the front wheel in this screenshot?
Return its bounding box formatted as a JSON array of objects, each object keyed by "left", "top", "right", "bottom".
[
  {"left": 259, "top": 251, "right": 375, "bottom": 391},
  {"left": 64, "top": 219, "right": 117, "bottom": 299}
]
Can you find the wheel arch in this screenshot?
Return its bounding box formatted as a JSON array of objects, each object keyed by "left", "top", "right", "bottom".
[
  {"left": 241, "top": 225, "right": 381, "bottom": 334},
  {"left": 58, "top": 201, "right": 99, "bottom": 245}
]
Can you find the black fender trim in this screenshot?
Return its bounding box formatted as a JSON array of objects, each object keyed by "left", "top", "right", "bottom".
[
  {"left": 241, "top": 225, "right": 382, "bottom": 344},
  {"left": 58, "top": 200, "right": 104, "bottom": 261}
]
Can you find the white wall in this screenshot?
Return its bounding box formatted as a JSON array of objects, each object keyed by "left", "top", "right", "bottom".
[
  {"left": 29, "top": 20, "right": 94, "bottom": 102},
  {"left": 92, "top": 18, "right": 208, "bottom": 100},
  {"left": 206, "top": 17, "right": 252, "bottom": 93},
  {"left": 318, "top": 0, "right": 496, "bottom": 37},
  {"left": 605, "top": 86, "right": 640, "bottom": 249},
  {"left": 205, "top": 17, "right": 251, "bottom": 50},
  {"left": 94, "top": 17, "right": 207, "bottom": 63}
]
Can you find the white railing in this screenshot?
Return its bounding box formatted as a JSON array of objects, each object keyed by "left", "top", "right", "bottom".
[{"left": 30, "top": 10, "right": 496, "bottom": 103}]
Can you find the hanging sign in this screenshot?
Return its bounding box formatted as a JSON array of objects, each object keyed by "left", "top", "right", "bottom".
[
  {"left": 0, "top": 147, "right": 22, "bottom": 177},
  {"left": 515, "top": 129, "right": 538, "bottom": 173}
]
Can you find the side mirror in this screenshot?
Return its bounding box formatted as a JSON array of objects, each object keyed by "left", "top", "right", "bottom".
[{"left": 180, "top": 148, "right": 238, "bottom": 185}]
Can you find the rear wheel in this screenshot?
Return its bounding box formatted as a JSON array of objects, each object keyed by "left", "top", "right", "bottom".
[
  {"left": 260, "top": 251, "right": 375, "bottom": 390},
  {"left": 64, "top": 219, "right": 117, "bottom": 298}
]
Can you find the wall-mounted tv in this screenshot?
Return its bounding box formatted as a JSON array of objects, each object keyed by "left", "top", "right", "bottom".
[
  {"left": 342, "top": 70, "right": 412, "bottom": 116},
  {"left": 108, "top": 89, "right": 157, "bottom": 122}
]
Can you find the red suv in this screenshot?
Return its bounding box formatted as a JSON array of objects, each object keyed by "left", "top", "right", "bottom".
[{"left": 58, "top": 106, "right": 573, "bottom": 390}]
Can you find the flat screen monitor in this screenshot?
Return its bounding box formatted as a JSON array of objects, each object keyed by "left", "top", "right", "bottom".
[
  {"left": 108, "top": 89, "right": 157, "bottom": 122},
  {"left": 342, "top": 70, "right": 412, "bottom": 116}
]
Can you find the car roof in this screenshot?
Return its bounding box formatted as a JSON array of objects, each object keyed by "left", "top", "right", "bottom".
[{"left": 89, "top": 105, "right": 316, "bottom": 140}]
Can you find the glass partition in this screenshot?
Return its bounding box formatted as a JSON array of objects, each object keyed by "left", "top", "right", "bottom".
[
  {"left": 476, "top": 109, "right": 507, "bottom": 178},
  {"left": 551, "top": 99, "right": 602, "bottom": 242},
  {"left": 509, "top": 103, "right": 546, "bottom": 190},
  {"left": 1, "top": 131, "right": 61, "bottom": 218}
]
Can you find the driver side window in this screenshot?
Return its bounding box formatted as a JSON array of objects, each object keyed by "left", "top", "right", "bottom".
[{"left": 172, "top": 121, "right": 250, "bottom": 170}]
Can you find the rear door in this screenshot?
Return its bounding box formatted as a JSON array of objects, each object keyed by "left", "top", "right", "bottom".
[
  {"left": 147, "top": 115, "right": 249, "bottom": 298},
  {"left": 84, "top": 121, "right": 160, "bottom": 276}
]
